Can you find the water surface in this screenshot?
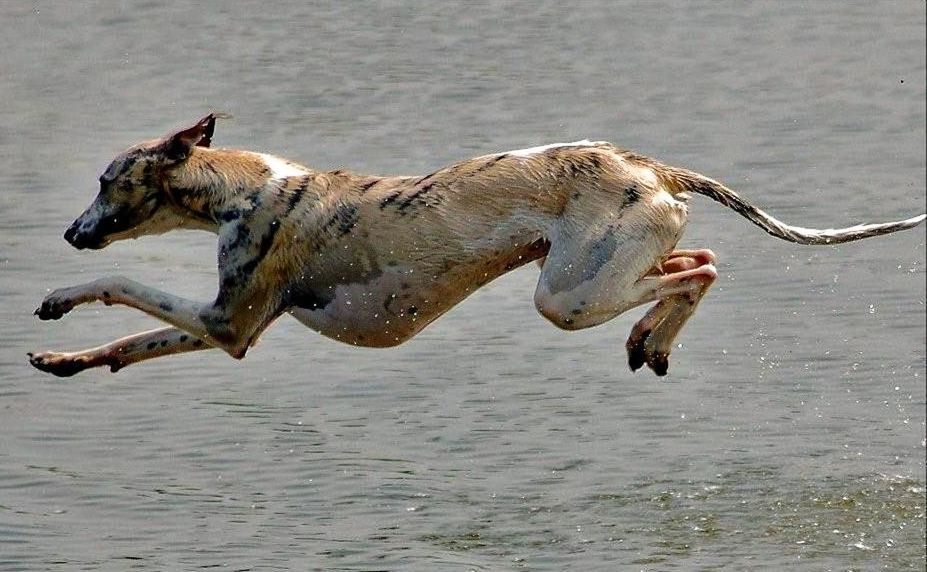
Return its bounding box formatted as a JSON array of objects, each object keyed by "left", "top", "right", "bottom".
[{"left": 1, "top": 2, "right": 924, "bottom": 570}]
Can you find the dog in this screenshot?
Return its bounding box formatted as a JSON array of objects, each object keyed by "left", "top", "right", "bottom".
[{"left": 28, "top": 114, "right": 925, "bottom": 377}]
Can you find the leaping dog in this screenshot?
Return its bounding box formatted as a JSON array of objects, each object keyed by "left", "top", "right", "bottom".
[{"left": 28, "top": 114, "right": 925, "bottom": 377}]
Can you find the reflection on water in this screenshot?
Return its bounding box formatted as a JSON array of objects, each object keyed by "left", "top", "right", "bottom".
[{"left": 1, "top": 1, "right": 924, "bottom": 570}]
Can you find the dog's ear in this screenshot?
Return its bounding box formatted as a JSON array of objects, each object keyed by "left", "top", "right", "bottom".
[{"left": 163, "top": 113, "right": 230, "bottom": 162}]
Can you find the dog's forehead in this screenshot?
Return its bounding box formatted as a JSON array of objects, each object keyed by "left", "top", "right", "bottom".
[
  {"left": 101, "top": 156, "right": 131, "bottom": 181},
  {"left": 101, "top": 142, "right": 156, "bottom": 181}
]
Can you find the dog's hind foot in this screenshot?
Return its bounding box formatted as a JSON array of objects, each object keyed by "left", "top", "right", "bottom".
[
  {"left": 625, "top": 330, "right": 671, "bottom": 376},
  {"left": 627, "top": 330, "right": 648, "bottom": 372},
  {"left": 625, "top": 255, "right": 718, "bottom": 376},
  {"left": 626, "top": 297, "right": 679, "bottom": 376}
]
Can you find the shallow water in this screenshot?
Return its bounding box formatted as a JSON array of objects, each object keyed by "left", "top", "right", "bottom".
[{"left": 1, "top": 2, "right": 924, "bottom": 570}]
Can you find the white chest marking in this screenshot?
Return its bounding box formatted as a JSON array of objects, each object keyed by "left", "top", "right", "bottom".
[{"left": 260, "top": 153, "right": 309, "bottom": 181}]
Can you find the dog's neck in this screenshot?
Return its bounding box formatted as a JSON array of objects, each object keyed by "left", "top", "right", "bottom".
[{"left": 161, "top": 147, "right": 316, "bottom": 229}]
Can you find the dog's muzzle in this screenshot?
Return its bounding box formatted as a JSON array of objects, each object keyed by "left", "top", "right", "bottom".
[{"left": 64, "top": 221, "right": 105, "bottom": 250}]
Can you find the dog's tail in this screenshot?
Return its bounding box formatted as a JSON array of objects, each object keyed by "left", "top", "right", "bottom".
[{"left": 662, "top": 167, "right": 926, "bottom": 245}]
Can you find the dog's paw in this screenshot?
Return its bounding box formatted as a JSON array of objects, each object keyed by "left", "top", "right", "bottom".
[
  {"left": 35, "top": 291, "right": 77, "bottom": 320},
  {"left": 28, "top": 351, "right": 89, "bottom": 377},
  {"left": 625, "top": 331, "right": 671, "bottom": 376},
  {"left": 646, "top": 351, "right": 669, "bottom": 377},
  {"left": 626, "top": 330, "right": 650, "bottom": 372}
]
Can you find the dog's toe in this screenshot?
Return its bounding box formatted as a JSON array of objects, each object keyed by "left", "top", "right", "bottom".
[
  {"left": 36, "top": 301, "right": 70, "bottom": 320},
  {"left": 625, "top": 330, "right": 650, "bottom": 372},
  {"left": 628, "top": 346, "right": 646, "bottom": 372},
  {"left": 627, "top": 329, "right": 673, "bottom": 376},
  {"left": 647, "top": 352, "right": 669, "bottom": 377},
  {"left": 35, "top": 290, "right": 77, "bottom": 321}
]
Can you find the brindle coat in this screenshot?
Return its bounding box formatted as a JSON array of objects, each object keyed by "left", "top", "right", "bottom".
[{"left": 29, "top": 115, "right": 925, "bottom": 377}]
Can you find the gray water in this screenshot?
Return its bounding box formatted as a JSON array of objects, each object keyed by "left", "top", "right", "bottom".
[{"left": 1, "top": 2, "right": 924, "bottom": 570}]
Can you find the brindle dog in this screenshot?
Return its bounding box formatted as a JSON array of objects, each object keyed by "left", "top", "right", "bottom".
[{"left": 29, "top": 115, "right": 925, "bottom": 377}]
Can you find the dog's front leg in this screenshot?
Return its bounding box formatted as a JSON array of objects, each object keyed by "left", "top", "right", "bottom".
[
  {"left": 29, "top": 326, "right": 213, "bottom": 377},
  {"left": 35, "top": 276, "right": 257, "bottom": 358}
]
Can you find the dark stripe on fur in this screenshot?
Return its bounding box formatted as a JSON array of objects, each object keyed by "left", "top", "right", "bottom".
[
  {"left": 239, "top": 219, "right": 281, "bottom": 276},
  {"left": 359, "top": 178, "right": 380, "bottom": 193},
  {"left": 474, "top": 154, "right": 507, "bottom": 174},
  {"left": 288, "top": 285, "right": 333, "bottom": 310},
  {"left": 414, "top": 170, "right": 440, "bottom": 186},
  {"left": 396, "top": 183, "right": 434, "bottom": 213},
  {"left": 203, "top": 161, "right": 221, "bottom": 178},
  {"left": 286, "top": 175, "right": 313, "bottom": 215},
  {"left": 321, "top": 203, "right": 360, "bottom": 237},
  {"left": 379, "top": 189, "right": 402, "bottom": 209}
]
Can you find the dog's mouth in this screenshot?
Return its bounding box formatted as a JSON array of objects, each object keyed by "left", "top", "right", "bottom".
[{"left": 64, "top": 206, "right": 136, "bottom": 250}]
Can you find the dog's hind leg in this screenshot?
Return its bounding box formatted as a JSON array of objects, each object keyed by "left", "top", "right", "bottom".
[
  {"left": 626, "top": 249, "right": 717, "bottom": 375},
  {"left": 533, "top": 190, "right": 715, "bottom": 375},
  {"left": 534, "top": 189, "right": 689, "bottom": 327},
  {"left": 29, "top": 327, "right": 214, "bottom": 377}
]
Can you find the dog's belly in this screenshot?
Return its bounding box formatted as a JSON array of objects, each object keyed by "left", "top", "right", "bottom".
[
  {"left": 288, "top": 276, "right": 445, "bottom": 347},
  {"left": 288, "top": 238, "right": 549, "bottom": 347}
]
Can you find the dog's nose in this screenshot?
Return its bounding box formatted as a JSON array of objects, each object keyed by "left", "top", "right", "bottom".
[
  {"left": 64, "top": 224, "right": 77, "bottom": 244},
  {"left": 64, "top": 223, "right": 90, "bottom": 250}
]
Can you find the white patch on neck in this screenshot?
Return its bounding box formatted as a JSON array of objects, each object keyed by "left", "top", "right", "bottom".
[
  {"left": 260, "top": 153, "right": 309, "bottom": 180},
  {"left": 505, "top": 140, "right": 601, "bottom": 157}
]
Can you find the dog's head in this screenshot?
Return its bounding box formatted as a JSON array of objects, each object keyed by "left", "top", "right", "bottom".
[{"left": 64, "top": 114, "right": 219, "bottom": 250}]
